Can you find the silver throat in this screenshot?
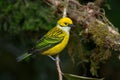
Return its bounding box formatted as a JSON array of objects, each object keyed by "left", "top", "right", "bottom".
[{"left": 57, "top": 24, "right": 71, "bottom": 34}]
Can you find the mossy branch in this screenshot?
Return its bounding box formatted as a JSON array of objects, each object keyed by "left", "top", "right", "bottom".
[
  {"left": 45, "top": 0, "right": 120, "bottom": 52},
  {"left": 45, "top": 0, "right": 120, "bottom": 76}
]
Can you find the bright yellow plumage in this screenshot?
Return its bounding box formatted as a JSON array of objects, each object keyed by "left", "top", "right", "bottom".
[
  {"left": 42, "top": 26, "right": 69, "bottom": 55},
  {"left": 17, "top": 17, "right": 74, "bottom": 61}
]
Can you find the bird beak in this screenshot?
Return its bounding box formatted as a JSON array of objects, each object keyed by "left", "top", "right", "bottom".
[{"left": 69, "top": 24, "right": 74, "bottom": 27}]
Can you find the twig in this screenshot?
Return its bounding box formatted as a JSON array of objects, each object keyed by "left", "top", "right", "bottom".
[
  {"left": 56, "top": 55, "right": 62, "bottom": 80},
  {"left": 55, "top": 0, "right": 70, "bottom": 80},
  {"left": 63, "top": 0, "right": 69, "bottom": 17}
]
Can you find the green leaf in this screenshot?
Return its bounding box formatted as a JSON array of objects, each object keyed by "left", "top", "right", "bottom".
[{"left": 63, "top": 73, "right": 104, "bottom": 80}]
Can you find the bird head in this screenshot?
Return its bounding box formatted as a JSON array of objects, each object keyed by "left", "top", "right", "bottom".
[{"left": 57, "top": 17, "right": 74, "bottom": 27}]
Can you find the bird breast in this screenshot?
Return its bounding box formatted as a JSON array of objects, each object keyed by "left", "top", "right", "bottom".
[{"left": 42, "top": 33, "right": 69, "bottom": 55}]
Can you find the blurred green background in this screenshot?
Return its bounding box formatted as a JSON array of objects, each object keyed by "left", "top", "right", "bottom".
[{"left": 0, "top": 0, "right": 120, "bottom": 80}]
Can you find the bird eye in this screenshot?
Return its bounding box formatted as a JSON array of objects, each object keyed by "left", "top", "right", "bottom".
[{"left": 64, "top": 23, "right": 68, "bottom": 25}]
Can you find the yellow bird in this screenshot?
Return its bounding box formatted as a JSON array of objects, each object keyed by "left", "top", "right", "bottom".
[{"left": 17, "top": 17, "right": 74, "bottom": 61}]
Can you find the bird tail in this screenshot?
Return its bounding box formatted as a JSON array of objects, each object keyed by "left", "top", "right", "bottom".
[{"left": 16, "top": 52, "right": 32, "bottom": 62}]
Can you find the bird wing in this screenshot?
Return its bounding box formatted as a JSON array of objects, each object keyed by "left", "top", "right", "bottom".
[
  {"left": 35, "top": 36, "right": 64, "bottom": 49},
  {"left": 16, "top": 36, "right": 64, "bottom": 61},
  {"left": 34, "top": 27, "right": 65, "bottom": 53}
]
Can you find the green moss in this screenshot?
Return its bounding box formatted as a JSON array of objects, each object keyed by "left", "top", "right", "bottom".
[
  {"left": 79, "top": 18, "right": 120, "bottom": 76},
  {"left": 88, "top": 20, "right": 117, "bottom": 48},
  {"left": 0, "top": 0, "right": 57, "bottom": 33}
]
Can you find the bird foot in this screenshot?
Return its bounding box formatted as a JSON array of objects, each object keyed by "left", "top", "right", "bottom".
[
  {"left": 48, "top": 56, "right": 56, "bottom": 61},
  {"left": 48, "top": 55, "right": 60, "bottom": 62}
]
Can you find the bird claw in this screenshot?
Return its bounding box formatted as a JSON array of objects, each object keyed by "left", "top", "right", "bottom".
[
  {"left": 48, "top": 55, "right": 60, "bottom": 62},
  {"left": 48, "top": 55, "right": 56, "bottom": 61}
]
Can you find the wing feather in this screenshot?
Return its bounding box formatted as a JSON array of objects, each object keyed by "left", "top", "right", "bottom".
[{"left": 35, "top": 27, "right": 65, "bottom": 53}]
